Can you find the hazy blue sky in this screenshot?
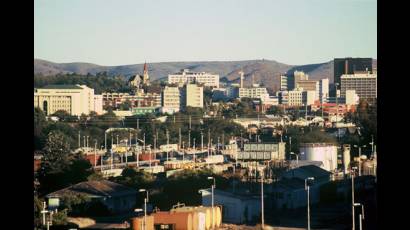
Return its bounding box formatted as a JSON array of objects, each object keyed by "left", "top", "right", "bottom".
[{"left": 35, "top": 0, "right": 377, "bottom": 66}]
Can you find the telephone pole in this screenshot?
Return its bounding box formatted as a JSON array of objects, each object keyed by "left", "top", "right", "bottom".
[
  {"left": 179, "top": 128, "right": 182, "bottom": 150},
  {"left": 201, "top": 131, "right": 204, "bottom": 151},
  {"left": 166, "top": 129, "right": 169, "bottom": 161},
  {"left": 188, "top": 130, "right": 191, "bottom": 149}
]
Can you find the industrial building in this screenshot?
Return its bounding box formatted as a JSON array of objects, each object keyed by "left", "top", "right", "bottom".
[
  {"left": 237, "top": 142, "right": 286, "bottom": 161},
  {"left": 168, "top": 69, "right": 220, "bottom": 88},
  {"left": 199, "top": 188, "right": 259, "bottom": 224}
]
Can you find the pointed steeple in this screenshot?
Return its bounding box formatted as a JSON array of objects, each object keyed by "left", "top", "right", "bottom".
[
  {"left": 143, "top": 62, "right": 148, "bottom": 74},
  {"left": 142, "top": 61, "right": 150, "bottom": 85}
]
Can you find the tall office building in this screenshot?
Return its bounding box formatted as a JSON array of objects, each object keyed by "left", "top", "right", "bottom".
[
  {"left": 334, "top": 58, "right": 372, "bottom": 85},
  {"left": 340, "top": 73, "right": 377, "bottom": 104},
  {"left": 161, "top": 86, "right": 181, "bottom": 114},
  {"left": 287, "top": 70, "right": 309, "bottom": 90},
  {"left": 319, "top": 78, "right": 329, "bottom": 103},
  {"left": 182, "top": 83, "right": 204, "bottom": 108},
  {"left": 280, "top": 75, "right": 288, "bottom": 91},
  {"left": 296, "top": 80, "right": 319, "bottom": 101}
]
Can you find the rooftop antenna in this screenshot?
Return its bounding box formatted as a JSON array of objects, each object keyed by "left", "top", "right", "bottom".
[{"left": 252, "top": 74, "right": 255, "bottom": 87}]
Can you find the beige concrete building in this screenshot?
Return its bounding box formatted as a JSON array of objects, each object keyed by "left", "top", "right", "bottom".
[
  {"left": 287, "top": 88, "right": 304, "bottom": 106},
  {"left": 182, "top": 83, "right": 203, "bottom": 108},
  {"left": 161, "top": 86, "right": 181, "bottom": 114},
  {"left": 345, "top": 90, "right": 360, "bottom": 105},
  {"left": 296, "top": 79, "right": 319, "bottom": 100},
  {"left": 238, "top": 87, "right": 268, "bottom": 99},
  {"left": 34, "top": 85, "right": 96, "bottom": 116},
  {"left": 102, "top": 92, "right": 161, "bottom": 108},
  {"left": 168, "top": 69, "right": 219, "bottom": 88},
  {"left": 93, "top": 95, "right": 104, "bottom": 115}
]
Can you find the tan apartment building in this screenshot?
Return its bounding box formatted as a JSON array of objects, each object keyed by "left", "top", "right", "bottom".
[{"left": 161, "top": 86, "right": 181, "bottom": 114}]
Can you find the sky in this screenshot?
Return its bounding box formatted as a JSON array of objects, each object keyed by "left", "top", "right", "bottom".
[{"left": 34, "top": 0, "right": 377, "bottom": 66}]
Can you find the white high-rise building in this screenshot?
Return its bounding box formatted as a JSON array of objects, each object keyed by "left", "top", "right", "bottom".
[
  {"left": 161, "top": 86, "right": 181, "bottom": 114},
  {"left": 319, "top": 78, "right": 329, "bottom": 103},
  {"left": 168, "top": 69, "right": 219, "bottom": 88},
  {"left": 238, "top": 87, "right": 268, "bottom": 99},
  {"left": 288, "top": 88, "right": 304, "bottom": 106},
  {"left": 182, "top": 83, "right": 204, "bottom": 108}
]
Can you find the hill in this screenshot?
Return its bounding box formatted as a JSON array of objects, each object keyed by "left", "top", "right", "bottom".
[{"left": 34, "top": 59, "right": 377, "bottom": 91}]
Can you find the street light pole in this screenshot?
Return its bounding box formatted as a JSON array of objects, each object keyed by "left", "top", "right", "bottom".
[
  {"left": 139, "top": 189, "right": 149, "bottom": 230},
  {"left": 354, "top": 203, "right": 364, "bottom": 230},
  {"left": 261, "top": 171, "right": 265, "bottom": 229},
  {"left": 305, "top": 177, "right": 314, "bottom": 230},
  {"left": 208, "top": 177, "right": 215, "bottom": 229},
  {"left": 351, "top": 167, "right": 357, "bottom": 230}
]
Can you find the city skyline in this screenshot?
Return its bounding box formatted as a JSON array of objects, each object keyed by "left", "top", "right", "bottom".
[{"left": 35, "top": 0, "right": 377, "bottom": 66}]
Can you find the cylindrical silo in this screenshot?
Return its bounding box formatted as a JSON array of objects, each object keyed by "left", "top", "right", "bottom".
[{"left": 299, "top": 143, "right": 338, "bottom": 172}]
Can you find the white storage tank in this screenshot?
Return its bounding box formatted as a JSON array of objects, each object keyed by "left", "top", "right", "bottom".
[{"left": 299, "top": 143, "right": 338, "bottom": 172}]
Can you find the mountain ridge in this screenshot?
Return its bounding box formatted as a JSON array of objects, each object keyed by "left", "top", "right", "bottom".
[{"left": 34, "top": 59, "right": 377, "bottom": 91}]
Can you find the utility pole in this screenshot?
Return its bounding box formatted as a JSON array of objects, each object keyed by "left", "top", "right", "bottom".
[
  {"left": 41, "top": 201, "right": 48, "bottom": 226},
  {"left": 222, "top": 133, "right": 225, "bottom": 150},
  {"left": 143, "top": 133, "right": 146, "bottom": 153},
  {"left": 94, "top": 140, "right": 97, "bottom": 168},
  {"left": 201, "top": 131, "right": 204, "bottom": 151},
  {"left": 86, "top": 136, "right": 89, "bottom": 151},
  {"left": 179, "top": 128, "right": 182, "bottom": 150},
  {"left": 137, "top": 118, "right": 139, "bottom": 130},
  {"left": 182, "top": 141, "right": 185, "bottom": 161},
  {"left": 189, "top": 115, "right": 192, "bottom": 129},
  {"left": 208, "top": 129, "right": 211, "bottom": 158},
  {"left": 261, "top": 171, "right": 265, "bottom": 229},
  {"left": 352, "top": 167, "right": 357, "bottom": 230},
  {"left": 335, "top": 83, "right": 340, "bottom": 139},
  {"left": 188, "top": 130, "right": 191, "bottom": 149},
  {"left": 104, "top": 132, "right": 107, "bottom": 153},
  {"left": 217, "top": 137, "right": 220, "bottom": 153},
  {"left": 78, "top": 131, "right": 81, "bottom": 149},
  {"left": 166, "top": 129, "right": 169, "bottom": 162},
  {"left": 83, "top": 136, "right": 86, "bottom": 149}
]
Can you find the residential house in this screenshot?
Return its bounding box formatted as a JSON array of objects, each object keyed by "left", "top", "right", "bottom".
[{"left": 46, "top": 180, "right": 137, "bottom": 214}]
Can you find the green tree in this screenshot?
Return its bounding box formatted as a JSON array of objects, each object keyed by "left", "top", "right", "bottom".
[
  {"left": 34, "top": 108, "right": 48, "bottom": 150},
  {"left": 119, "top": 99, "right": 132, "bottom": 110},
  {"left": 52, "top": 110, "right": 71, "bottom": 121},
  {"left": 41, "top": 131, "right": 72, "bottom": 174}
]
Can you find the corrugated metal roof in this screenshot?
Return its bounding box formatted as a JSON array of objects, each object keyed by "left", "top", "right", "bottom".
[{"left": 46, "top": 180, "right": 136, "bottom": 198}]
